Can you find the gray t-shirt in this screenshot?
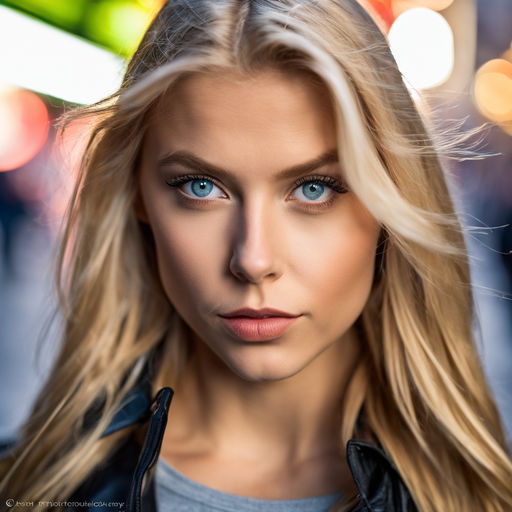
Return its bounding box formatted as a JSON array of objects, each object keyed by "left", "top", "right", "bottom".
[{"left": 154, "top": 457, "right": 343, "bottom": 512}]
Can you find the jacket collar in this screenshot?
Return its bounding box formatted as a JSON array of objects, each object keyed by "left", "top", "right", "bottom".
[
  {"left": 346, "top": 440, "right": 418, "bottom": 511},
  {"left": 100, "top": 378, "right": 154, "bottom": 437},
  {"left": 101, "top": 382, "right": 417, "bottom": 512}
]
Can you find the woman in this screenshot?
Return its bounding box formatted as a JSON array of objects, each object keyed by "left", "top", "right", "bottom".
[{"left": 1, "top": 0, "right": 511, "bottom": 510}]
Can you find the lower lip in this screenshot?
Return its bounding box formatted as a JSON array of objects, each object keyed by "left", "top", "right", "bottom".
[{"left": 219, "top": 316, "right": 299, "bottom": 341}]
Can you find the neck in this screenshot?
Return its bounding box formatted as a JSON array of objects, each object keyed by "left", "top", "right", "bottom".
[{"left": 160, "top": 327, "right": 361, "bottom": 464}]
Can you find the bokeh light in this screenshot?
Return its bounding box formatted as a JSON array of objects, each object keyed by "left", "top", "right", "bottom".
[
  {"left": 500, "top": 122, "right": 512, "bottom": 136},
  {"left": 388, "top": 7, "right": 454, "bottom": 90},
  {"left": 392, "top": 0, "right": 455, "bottom": 17},
  {"left": 0, "top": 88, "right": 49, "bottom": 171},
  {"left": 84, "top": 0, "right": 154, "bottom": 56},
  {"left": 365, "top": 0, "right": 395, "bottom": 32},
  {"left": 474, "top": 59, "right": 512, "bottom": 124},
  {"left": 0, "top": 0, "right": 167, "bottom": 56},
  {"left": 0, "top": 6, "right": 125, "bottom": 105}
]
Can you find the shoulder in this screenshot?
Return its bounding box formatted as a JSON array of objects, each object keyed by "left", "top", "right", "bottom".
[
  {"left": 67, "top": 379, "right": 158, "bottom": 511},
  {"left": 67, "top": 432, "right": 146, "bottom": 511}
]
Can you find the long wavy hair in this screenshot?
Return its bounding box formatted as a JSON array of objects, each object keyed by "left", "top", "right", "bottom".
[{"left": 1, "top": 1, "right": 511, "bottom": 510}]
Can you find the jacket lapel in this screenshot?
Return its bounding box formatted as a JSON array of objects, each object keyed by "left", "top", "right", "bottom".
[
  {"left": 76, "top": 385, "right": 417, "bottom": 512},
  {"left": 346, "top": 440, "right": 418, "bottom": 511}
]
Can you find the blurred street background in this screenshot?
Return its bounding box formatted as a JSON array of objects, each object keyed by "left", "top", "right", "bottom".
[{"left": 0, "top": 0, "right": 511, "bottom": 445}]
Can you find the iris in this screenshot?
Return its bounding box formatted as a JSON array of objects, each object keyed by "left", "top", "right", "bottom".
[
  {"left": 302, "top": 182, "right": 324, "bottom": 201},
  {"left": 191, "top": 179, "right": 214, "bottom": 197}
]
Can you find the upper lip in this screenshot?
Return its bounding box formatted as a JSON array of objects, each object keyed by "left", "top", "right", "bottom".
[{"left": 219, "top": 308, "right": 299, "bottom": 318}]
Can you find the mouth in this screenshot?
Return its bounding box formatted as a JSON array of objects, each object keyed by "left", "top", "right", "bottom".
[
  {"left": 218, "top": 308, "right": 301, "bottom": 341},
  {"left": 219, "top": 307, "right": 298, "bottom": 319}
]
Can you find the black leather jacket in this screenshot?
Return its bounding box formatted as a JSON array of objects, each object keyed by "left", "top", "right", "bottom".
[{"left": 69, "top": 380, "right": 418, "bottom": 512}]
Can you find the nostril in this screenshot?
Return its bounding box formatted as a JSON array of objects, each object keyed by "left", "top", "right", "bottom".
[{"left": 229, "top": 248, "right": 280, "bottom": 284}]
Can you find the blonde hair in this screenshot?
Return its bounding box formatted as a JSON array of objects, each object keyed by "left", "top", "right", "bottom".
[{"left": 1, "top": 1, "right": 511, "bottom": 510}]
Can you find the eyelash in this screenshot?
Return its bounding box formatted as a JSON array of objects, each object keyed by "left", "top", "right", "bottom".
[
  {"left": 292, "top": 175, "right": 348, "bottom": 194},
  {"left": 165, "top": 173, "right": 348, "bottom": 210}
]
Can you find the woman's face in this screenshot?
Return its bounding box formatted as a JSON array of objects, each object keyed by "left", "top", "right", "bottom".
[{"left": 138, "top": 68, "right": 380, "bottom": 382}]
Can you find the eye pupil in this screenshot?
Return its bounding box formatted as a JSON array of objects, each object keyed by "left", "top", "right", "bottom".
[
  {"left": 192, "top": 179, "right": 213, "bottom": 197},
  {"left": 303, "top": 182, "right": 324, "bottom": 200}
]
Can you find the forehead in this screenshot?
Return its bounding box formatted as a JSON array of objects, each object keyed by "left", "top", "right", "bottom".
[
  {"left": 151, "top": 68, "right": 335, "bottom": 137},
  {"left": 157, "top": 67, "right": 331, "bottom": 113},
  {"left": 144, "top": 68, "right": 338, "bottom": 178}
]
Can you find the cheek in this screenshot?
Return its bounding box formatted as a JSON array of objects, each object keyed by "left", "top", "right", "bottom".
[
  {"left": 149, "top": 211, "right": 229, "bottom": 308},
  {"left": 295, "top": 203, "right": 379, "bottom": 317},
  {"left": 326, "top": 236, "right": 376, "bottom": 300}
]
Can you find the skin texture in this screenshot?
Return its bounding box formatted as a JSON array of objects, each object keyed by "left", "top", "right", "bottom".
[{"left": 137, "top": 68, "right": 381, "bottom": 499}]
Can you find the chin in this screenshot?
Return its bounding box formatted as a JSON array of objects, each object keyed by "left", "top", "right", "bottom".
[{"left": 223, "top": 348, "right": 308, "bottom": 383}]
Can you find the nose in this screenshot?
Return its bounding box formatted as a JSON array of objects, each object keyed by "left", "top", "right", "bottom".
[{"left": 229, "top": 200, "right": 283, "bottom": 284}]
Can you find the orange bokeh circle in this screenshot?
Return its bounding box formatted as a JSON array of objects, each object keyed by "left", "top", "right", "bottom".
[
  {"left": 474, "top": 59, "right": 512, "bottom": 124},
  {"left": 365, "top": 0, "right": 395, "bottom": 31},
  {"left": 392, "top": 0, "right": 454, "bottom": 17}
]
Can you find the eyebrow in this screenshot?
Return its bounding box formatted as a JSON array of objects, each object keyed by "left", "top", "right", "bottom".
[{"left": 157, "top": 148, "right": 340, "bottom": 181}]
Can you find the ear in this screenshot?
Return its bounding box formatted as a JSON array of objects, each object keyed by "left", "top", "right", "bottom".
[{"left": 134, "top": 191, "right": 149, "bottom": 224}]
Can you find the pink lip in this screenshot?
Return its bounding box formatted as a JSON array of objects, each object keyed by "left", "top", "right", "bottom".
[
  {"left": 219, "top": 308, "right": 301, "bottom": 341},
  {"left": 220, "top": 308, "right": 297, "bottom": 319}
]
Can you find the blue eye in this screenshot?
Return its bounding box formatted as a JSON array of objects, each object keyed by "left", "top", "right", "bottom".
[
  {"left": 289, "top": 175, "right": 348, "bottom": 204},
  {"left": 301, "top": 182, "right": 325, "bottom": 201},
  {"left": 166, "top": 175, "right": 227, "bottom": 200},
  {"left": 188, "top": 179, "right": 214, "bottom": 197},
  {"left": 291, "top": 180, "right": 334, "bottom": 202}
]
